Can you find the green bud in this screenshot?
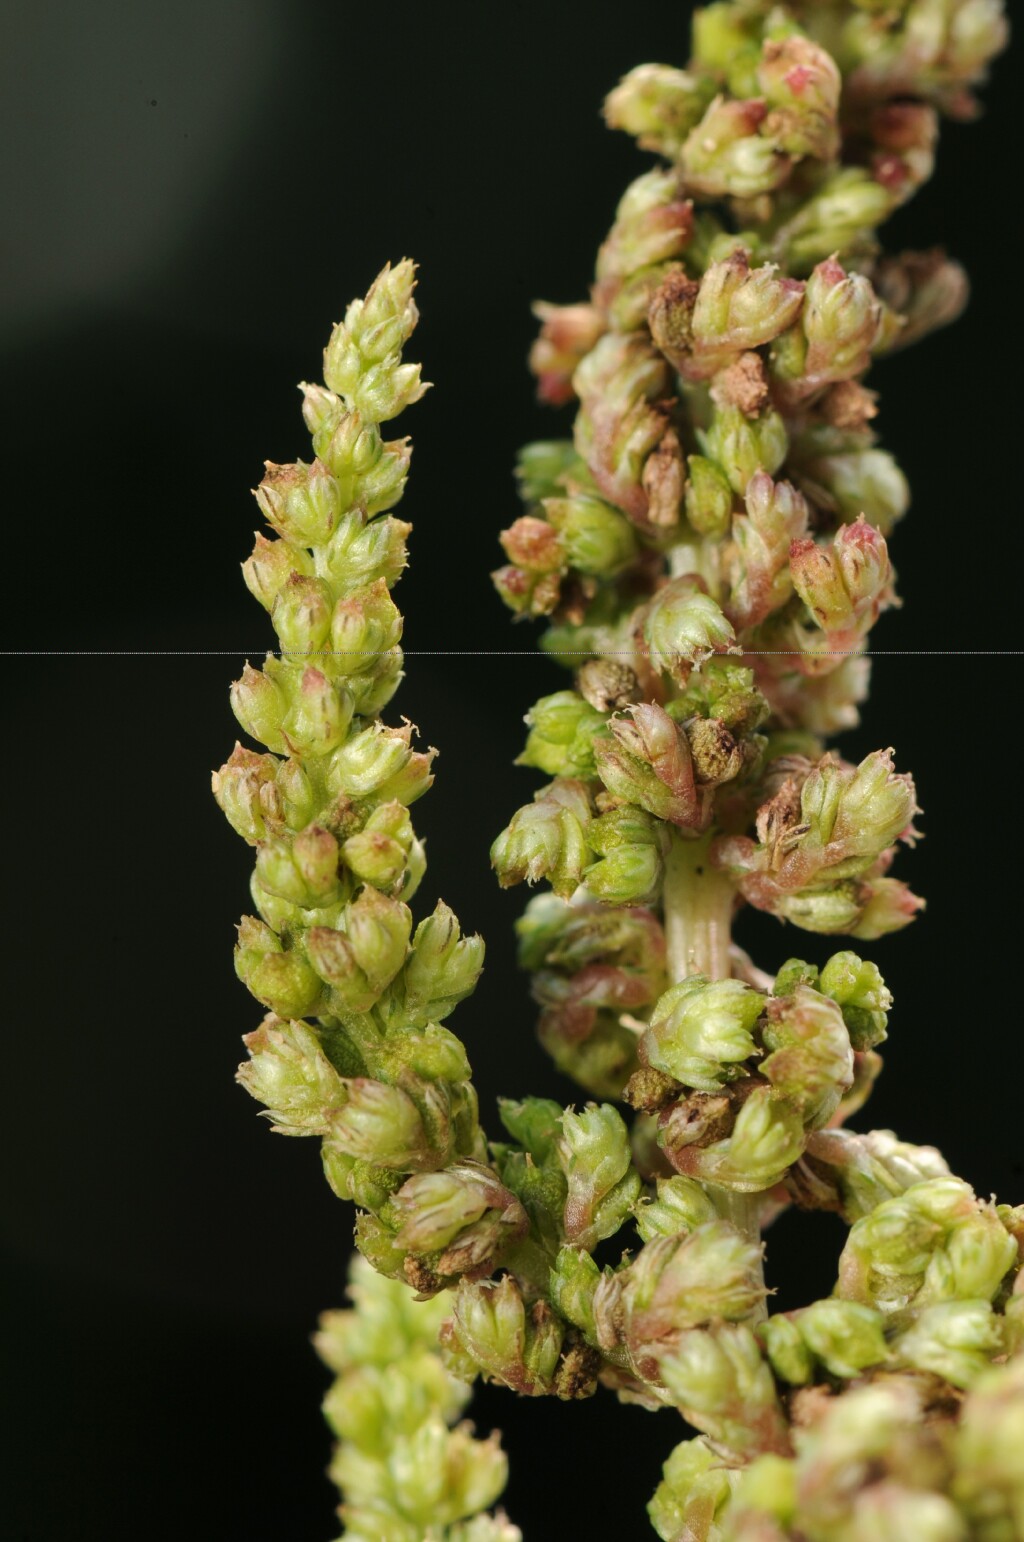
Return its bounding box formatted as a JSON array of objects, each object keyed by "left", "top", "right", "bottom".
[
  {"left": 595, "top": 170, "right": 695, "bottom": 293},
  {"left": 341, "top": 801, "right": 419, "bottom": 894},
  {"left": 778, "top": 167, "right": 894, "bottom": 269},
  {"left": 804, "top": 1126, "right": 951, "bottom": 1222},
  {"left": 622, "top": 1221, "right": 767, "bottom": 1381},
  {"left": 544, "top": 494, "right": 638, "bottom": 576},
  {"left": 688, "top": 250, "right": 805, "bottom": 377},
  {"left": 954, "top": 1357, "right": 1024, "bottom": 1540},
  {"left": 760, "top": 985, "right": 854, "bottom": 1128},
  {"left": 700, "top": 403, "right": 788, "bottom": 496},
  {"left": 497, "top": 1096, "right": 564, "bottom": 1164},
  {"left": 819, "top": 951, "right": 891, "bottom": 1050},
  {"left": 673, "top": 1085, "right": 805, "bottom": 1193},
  {"left": 634, "top": 1175, "right": 719, "bottom": 1243},
  {"left": 271, "top": 573, "right": 333, "bottom": 655},
  {"left": 549, "top": 1246, "right": 603, "bottom": 1343},
  {"left": 895, "top": 1299, "right": 1003, "bottom": 1389},
  {"left": 558, "top": 1102, "right": 641, "bottom": 1251},
  {"left": 681, "top": 97, "right": 792, "bottom": 201},
  {"left": 669, "top": 657, "right": 768, "bottom": 740},
  {"left": 242, "top": 531, "right": 315, "bottom": 612},
  {"left": 212, "top": 743, "right": 282, "bottom": 845},
  {"left": 254, "top": 457, "right": 341, "bottom": 545},
  {"left": 237, "top": 1015, "right": 343, "bottom": 1134},
  {"left": 301, "top": 391, "right": 413, "bottom": 515},
  {"left": 685, "top": 454, "right": 734, "bottom": 538},
  {"left": 517, "top": 691, "right": 606, "bottom": 779},
  {"left": 234, "top": 916, "right": 324, "bottom": 1018},
  {"left": 491, "top": 779, "right": 592, "bottom": 900},
  {"left": 514, "top": 440, "right": 580, "bottom": 505},
  {"left": 230, "top": 661, "right": 287, "bottom": 752},
  {"left": 329, "top": 577, "right": 402, "bottom": 670},
  {"left": 603, "top": 63, "right": 714, "bottom": 158},
  {"left": 594, "top": 702, "right": 708, "bottom": 830},
  {"left": 794, "top": 1299, "right": 889, "bottom": 1380},
  {"left": 798, "top": 443, "right": 909, "bottom": 534},
  {"left": 323, "top": 260, "right": 428, "bottom": 424},
  {"left": 306, "top": 886, "right": 411, "bottom": 1012},
  {"left": 759, "top": 1312, "right": 815, "bottom": 1386},
  {"left": 729, "top": 470, "right": 809, "bottom": 629},
  {"left": 641, "top": 976, "right": 763, "bottom": 1092},
  {"left": 278, "top": 664, "right": 355, "bottom": 758},
  {"left": 449, "top": 1276, "right": 562, "bottom": 1396},
  {"left": 327, "top": 721, "right": 433, "bottom": 806},
  {"left": 648, "top": 1436, "right": 736, "bottom": 1542},
  {"left": 398, "top": 901, "right": 485, "bottom": 1027},
  {"left": 757, "top": 35, "right": 840, "bottom": 159},
  {"left": 390, "top": 1160, "right": 526, "bottom": 1262},
  {"left": 659, "top": 1321, "right": 790, "bottom": 1459},
  {"left": 255, "top": 824, "right": 341, "bottom": 908},
  {"left": 643, "top": 576, "right": 736, "bottom": 684},
  {"left": 584, "top": 803, "right": 667, "bottom": 906},
  {"left": 801, "top": 258, "right": 884, "bottom": 386},
  {"left": 330, "top": 1077, "right": 435, "bottom": 1171}
]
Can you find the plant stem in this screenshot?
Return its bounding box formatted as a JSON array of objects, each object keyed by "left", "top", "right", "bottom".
[
  {"left": 662, "top": 831, "right": 734, "bottom": 986},
  {"left": 661, "top": 830, "right": 766, "bottom": 1312}
]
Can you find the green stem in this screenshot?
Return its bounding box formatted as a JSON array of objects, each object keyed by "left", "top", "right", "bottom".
[
  {"left": 662, "top": 831, "right": 735, "bottom": 985},
  {"left": 661, "top": 830, "right": 767, "bottom": 1314}
]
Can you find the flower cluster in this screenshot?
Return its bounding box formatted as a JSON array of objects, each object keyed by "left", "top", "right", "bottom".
[{"left": 220, "top": 2, "right": 1017, "bottom": 1537}]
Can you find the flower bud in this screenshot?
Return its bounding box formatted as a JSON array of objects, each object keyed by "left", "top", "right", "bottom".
[
  {"left": 255, "top": 824, "right": 341, "bottom": 909},
  {"left": 271, "top": 573, "right": 333, "bottom": 655},
  {"left": 449, "top": 1276, "right": 562, "bottom": 1396},
  {"left": 643, "top": 576, "right": 736, "bottom": 684},
  {"left": 323, "top": 260, "right": 428, "bottom": 424},
  {"left": 954, "top": 1357, "right": 1024, "bottom": 1537},
  {"left": 254, "top": 458, "right": 342, "bottom": 544},
  {"left": 850, "top": 876, "right": 925, "bottom": 940},
  {"left": 818, "top": 951, "right": 891, "bottom": 1050},
  {"left": 583, "top": 804, "right": 667, "bottom": 905},
  {"left": 306, "top": 886, "right": 412, "bottom": 1012},
  {"left": 321, "top": 509, "right": 410, "bottom": 597},
  {"left": 681, "top": 97, "right": 791, "bottom": 200},
  {"left": 303, "top": 395, "right": 414, "bottom": 516},
  {"left": 622, "top": 1221, "right": 767, "bottom": 1380},
  {"left": 595, "top": 170, "right": 694, "bottom": 295},
  {"left": 497, "top": 1096, "right": 564, "bottom": 1164},
  {"left": 767, "top": 1299, "right": 889, "bottom": 1385},
  {"left": 634, "top": 1175, "right": 719, "bottom": 1243},
  {"left": 781, "top": 167, "right": 894, "bottom": 268},
  {"left": 237, "top": 1015, "right": 343, "bottom": 1134},
  {"left": 760, "top": 986, "right": 854, "bottom": 1129},
  {"left": 659, "top": 1321, "right": 791, "bottom": 1459},
  {"left": 401, "top": 901, "right": 486, "bottom": 1027},
  {"left": 328, "top": 578, "right": 403, "bottom": 671},
  {"left": 558, "top": 1102, "right": 641, "bottom": 1251},
  {"left": 686, "top": 251, "right": 804, "bottom": 378},
  {"left": 230, "top": 661, "right": 287, "bottom": 752},
  {"left": 648, "top": 1437, "right": 736, "bottom": 1542},
  {"left": 791, "top": 518, "right": 892, "bottom": 651},
  {"left": 595, "top": 703, "right": 708, "bottom": 830},
  {"left": 327, "top": 721, "right": 433, "bottom": 805},
  {"left": 517, "top": 691, "right": 607, "bottom": 779},
  {"left": 803, "top": 1127, "right": 951, "bottom": 1223},
  {"left": 729, "top": 471, "right": 809, "bottom": 629},
  {"left": 757, "top": 35, "right": 840, "bottom": 160},
  {"left": 873, "top": 247, "right": 969, "bottom": 351},
  {"left": 242, "top": 532, "right": 315, "bottom": 612},
  {"left": 491, "top": 779, "right": 592, "bottom": 899},
  {"left": 572, "top": 332, "right": 672, "bottom": 526},
  {"left": 800, "top": 259, "right": 884, "bottom": 391},
  {"left": 330, "top": 1077, "right": 435, "bottom": 1170},
  {"left": 549, "top": 1247, "right": 602, "bottom": 1344},
  {"left": 528, "top": 301, "right": 604, "bottom": 406},
  {"left": 603, "top": 63, "right": 714, "bottom": 158},
  {"left": 212, "top": 744, "right": 282, "bottom": 845},
  {"left": 390, "top": 1160, "right": 526, "bottom": 1260},
  {"left": 641, "top": 977, "right": 763, "bottom": 1092},
  {"left": 234, "top": 915, "right": 324, "bottom": 1018},
  {"left": 797, "top": 443, "right": 909, "bottom": 534},
  {"left": 341, "top": 800, "right": 417, "bottom": 893},
  {"left": 700, "top": 404, "right": 788, "bottom": 497},
  {"left": 685, "top": 454, "right": 734, "bottom": 538},
  {"left": 544, "top": 494, "right": 638, "bottom": 576},
  {"left": 894, "top": 1299, "right": 1003, "bottom": 1389}
]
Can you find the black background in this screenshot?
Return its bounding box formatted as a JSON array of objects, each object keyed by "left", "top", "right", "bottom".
[{"left": 3, "top": 2, "right": 1020, "bottom": 1537}]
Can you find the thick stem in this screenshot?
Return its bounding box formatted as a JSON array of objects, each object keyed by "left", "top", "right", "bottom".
[
  {"left": 662, "top": 831, "right": 735, "bottom": 985},
  {"left": 661, "top": 830, "right": 766, "bottom": 1314}
]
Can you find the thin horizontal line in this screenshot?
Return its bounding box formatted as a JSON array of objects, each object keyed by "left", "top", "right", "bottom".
[{"left": 3, "top": 649, "right": 1024, "bottom": 660}]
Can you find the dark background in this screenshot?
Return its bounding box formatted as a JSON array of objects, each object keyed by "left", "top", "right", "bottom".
[{"left": 3, "top": 2, "right": 1019, "bottom": 1536}]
